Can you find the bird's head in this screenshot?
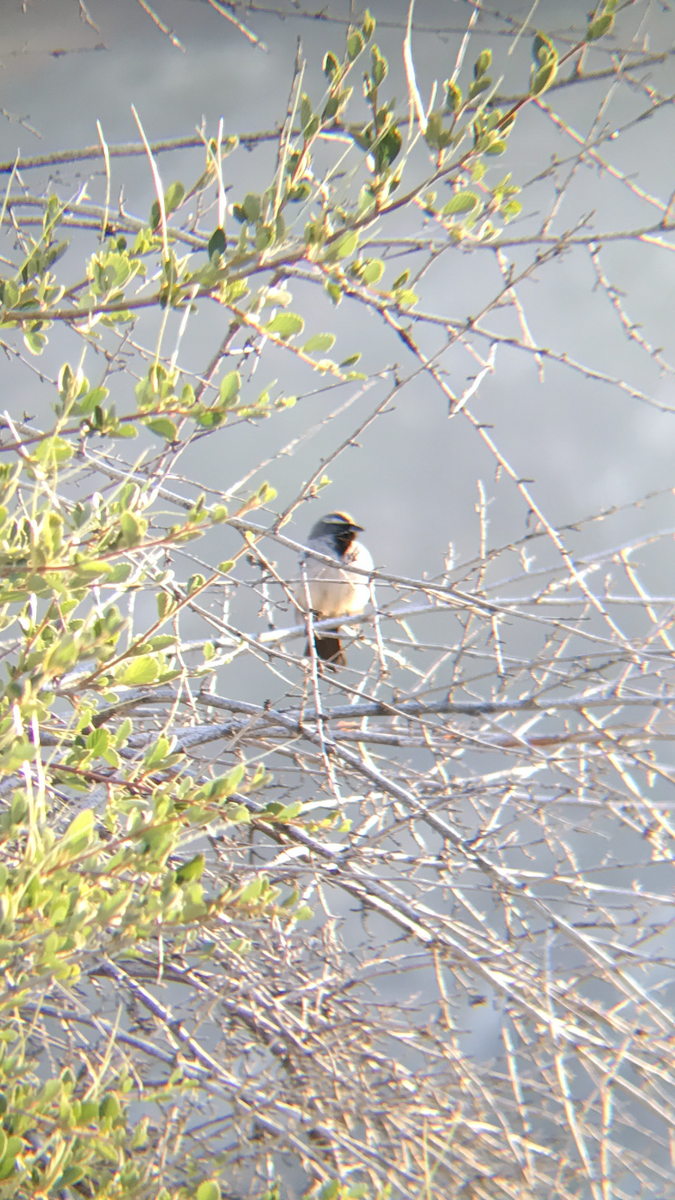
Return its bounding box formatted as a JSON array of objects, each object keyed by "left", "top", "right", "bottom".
[{"left": 308, "top": 511, "right": 364, "bottom": 540}]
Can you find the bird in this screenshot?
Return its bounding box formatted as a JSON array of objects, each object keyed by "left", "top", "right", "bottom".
[{"left": 296, "top": 511, "right": 373, "bottom": 666}]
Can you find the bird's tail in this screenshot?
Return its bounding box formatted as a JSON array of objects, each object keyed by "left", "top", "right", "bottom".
[{"left": 305, "top": 633, "right": 345, "bottom": 667}]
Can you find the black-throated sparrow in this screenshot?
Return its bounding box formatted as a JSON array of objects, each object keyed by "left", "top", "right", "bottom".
[{"left": 297, "top": 511, "right": 373, "bottom": 666}]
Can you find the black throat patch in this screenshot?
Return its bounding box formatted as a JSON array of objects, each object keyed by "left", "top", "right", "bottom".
[{"left": 334, "top": 526, "right": 356, "bottom": 557}]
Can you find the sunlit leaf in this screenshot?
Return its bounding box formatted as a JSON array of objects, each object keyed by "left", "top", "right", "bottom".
[
  {"left": 303, "top": 333, "right": 336, "bottom": 353},
  {"left": 265, "top": 312, "right": 304, "bottom": 338},
  {"left": 117, "top": 656, "right": 160, "bottom": 686},
  {"left": 442, "top": 191, "right": 480, "bottom": 215}
]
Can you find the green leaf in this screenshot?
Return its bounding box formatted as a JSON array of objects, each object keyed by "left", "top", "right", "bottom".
[
  {"left": 474, "top": 49, "right": 492, "bottom": 78},
  {"left": 396, "top": 289, "right": 418, "bottom": 310},
  {"left": 375, "top": 122, "right": 402, "bottom": 170},
  {"left": 63, "top": 809, "right": 94, "bottom": 844},
  {"left": 468, "top": 77, "right": 491, "bottom": 100},
  {"left": 176, "top": 853, "right": 205, "bottom": 884},
  {"left": 265, "top": 311, "right": 304, "bottom": 338},
  {"left": 300, "top": 93, "right": 313, "bottom": 133},
  {"left": 533, "top": 31, "right": 556, "bottom": 64},
  {"left": 531, "top": 55, "right": 558, "bottom": 96},
  {"left": 109, "top": 563, "right": 133, "bottom": 584},
  {"left": 276, "top": 801, "right": 302, "bottom": 822},
  {"left": 115, "top": 719, "right": 133, "bottom": 746},
  {"left": 362, "top": 9, "right": 375, "bottom": 40},
  {"left": 256, "top": 480, "right": 276, "bottom": 504},
  {"left": 442, "top": 191, "right": 479, "bottom": 216},
  {"left": 424, "top": 112, "right": 446, "bottom": 152},
  {"left": 325, "top": 279, "right": 342, "bottom": 306},
  {"left": 356, "top": 185, "right": 376, "bottom": 219},
  {"left": 197, "top": 1183, "right": 221, "bottom": 1200},
  {"left": 240, "top": 876, "right": 264, "bottom": 903},
  {"left": 444, "top": 79, "right": 462, "bottom": 114},
  {"left": 210, "top": 764, "right": 246, "bottom": 799},
  {"left": 117, "top": 656, "right": 160, "bottom": 686},
  {"left": 148, "top": 635, "right": 177, "bottom": 651},
  {"left": 347, "top": 28, "right": 364, "bottom": 60},
  {"left": 303, "top": 333, "right": 336, "bottom": 353},
  {"left": 85, "top": 727, "right": 110, "bottom": 757},
  {"left": 322, "top": 96, "right": 340, "bottom": 126},
  {"left": 287, "top": 181, "right": 311, "bottom": 202},
  {"left": 144, "top": 418, "right": 177, "bottom": 441},
  {"left": 361, "top": 258, "right": 384, "bottom": 285},
  {"left": 34, "top": 436, "right": 73, "bottom": 465},
  {"left": 76, "top": 386, "right": 109, "bottom": 416},
  {"left": 323, "top": 51, "right": 340, "bottom": 81},
  {"left": 119, "top": 511, "right": 146, "bottom": 547},
  {"left": 324, "top": 229, "right": 359, "bottom": 263},
  {"left": 164, "top": 181, "right": 185, "bottom": 214},
  {"left": 0, "top": 742, "right": 35, "bottom": 774},
  {"left": 100, "top": 1093, "right": 121, "bottom": 1121},
  {"left": 587, "top": 12, "right": 614, "bottom": 40},
  {"left": 219, "top": 370, "right": 241, "bottom": 405},
  {"left": 24, "top": 329, "right": 48, "bottom": 356},
  {"left": 318, "top": 1181, "right": 340, "bottom": 1200},
  {"left": 58, "top": 361, "right": 81, "bottom": 401},
  {"left": 371, "top": 46, "right": 388, "bottom": 86},
  {"left": 243, "top": 193, "right": 261, "bottom": 222},
  {"left": 255, "top": 224, "right": 274, "bottom": 251},
  {"left": 350, "top": 125, "right": 373, "bottom": 152},
  {"left": 2, "top": 279, "right": 19, "bottom": 309},
  {"left": 502, "top": 199, "right": 523, "bottom": 222},
  {"left": 336, "top": 230, "right": 359, "bottom": 258},
  {"left": 143, "top": 734, "right": 176, "bottom": 769},
  {"left": 0, "top": 1136, "right": 22, "bottom": 1180},
  {"left": 208, "top": 227, "right": 226, "bottom": 260},
  {"left": 71, "top": 559, "right": 114, "bottom": 581}
]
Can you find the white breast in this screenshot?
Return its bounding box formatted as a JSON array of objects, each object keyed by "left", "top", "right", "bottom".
[{"left": 298, "top": 539, "right": 373, "bottom": 618}]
